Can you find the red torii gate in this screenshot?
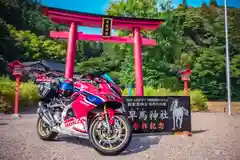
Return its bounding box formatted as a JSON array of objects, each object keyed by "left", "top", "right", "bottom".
[{"left": 41, "top": 6, "right": 165, "bottom": 96}]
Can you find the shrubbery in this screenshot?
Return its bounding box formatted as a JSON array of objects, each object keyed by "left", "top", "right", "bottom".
[
  {"left": 122, "top": 87, "right": 208, "bottom": 111},
  {"left": 0, "top": 76, "right": 40, "bottom": 113},
  {"left": 0, "top": 76, "right": 208, "bottom": 113}
]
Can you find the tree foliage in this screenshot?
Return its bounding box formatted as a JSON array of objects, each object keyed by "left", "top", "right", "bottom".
[{"left": 0, "top": 0, "right": 104, "bottom": 71}]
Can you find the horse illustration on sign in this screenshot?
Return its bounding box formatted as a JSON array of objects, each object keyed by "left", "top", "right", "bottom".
[{"left": 169, "top": 99, "right": 189, "bottom": 130}]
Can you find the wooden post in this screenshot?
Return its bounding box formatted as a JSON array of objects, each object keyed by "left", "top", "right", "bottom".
[
  {"left": 13, "top": 76, "right": 21, "bottom": 117},
  {"left": 184, "top": 80, "right": 189, "bottom": 96}
]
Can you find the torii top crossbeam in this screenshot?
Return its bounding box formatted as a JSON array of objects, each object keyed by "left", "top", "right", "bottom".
[
  {"left": 41, "top": 6, "right": 165, "bottom": 96},
  {"left": 42, "top": 6, "right": 164, "bottom": 31}
]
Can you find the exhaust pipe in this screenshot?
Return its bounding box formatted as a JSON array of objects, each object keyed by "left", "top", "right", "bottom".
[{"left": 37, "top": 101, "right": 55, "bottom": 126}]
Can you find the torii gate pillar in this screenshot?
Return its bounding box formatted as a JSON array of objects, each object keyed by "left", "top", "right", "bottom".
[
  {"left": 65, "top": 22, "right": 77, "bottom": 79},
  {"left": 133, "top": 28, "right": 143, "bottom": 96}
]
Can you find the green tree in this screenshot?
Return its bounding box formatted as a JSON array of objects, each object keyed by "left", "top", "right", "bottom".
[
  {"left": 182, "top": 0, "right": 188, "bottom": 9},
  {"left": 0, "top": 0, "right": 67, "bottom": 35},
  {"left": 210, "top": 0, "right": 218, "bottom": 7},
  {"left": 191, "top": 48, "right": 226, "bottom": 99},
  {"left": 231, "top": 55, "right": 240, "bottom": 78},
  {"left": 106, "top": 0, "right": 169, "bottom": 86},
  {"left": 7, "top": 25, "right": 67, "bottom": 61}
]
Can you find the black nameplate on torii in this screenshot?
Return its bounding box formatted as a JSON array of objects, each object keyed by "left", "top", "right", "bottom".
[{"left": 123, "top": 96, "right": 191, "bottom": 133}]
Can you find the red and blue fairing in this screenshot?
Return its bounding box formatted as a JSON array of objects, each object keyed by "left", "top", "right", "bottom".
[{"left": 70, "top": 73, "right": 123, "bottom": 119}]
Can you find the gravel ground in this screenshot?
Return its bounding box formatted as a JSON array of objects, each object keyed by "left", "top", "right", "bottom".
[{"left": 0, "top": 112, "right": 240, "bottom": 160}]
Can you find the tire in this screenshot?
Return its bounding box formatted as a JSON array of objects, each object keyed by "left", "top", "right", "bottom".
[
  {"left": 36, "top": 117, "right": 58, "bottom": 141},
  {"left": 88, "top": 114, "right": 132, "bottom": 156}
]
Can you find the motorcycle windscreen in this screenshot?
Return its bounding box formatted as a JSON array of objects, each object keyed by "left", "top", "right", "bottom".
[{"left": 102, "top": 73, "right": 116, "bottom": 85}]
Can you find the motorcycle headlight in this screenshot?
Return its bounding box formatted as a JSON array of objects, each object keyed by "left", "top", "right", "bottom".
[{"left": 105, "top": 95, "right": 116, "bottom": 100}]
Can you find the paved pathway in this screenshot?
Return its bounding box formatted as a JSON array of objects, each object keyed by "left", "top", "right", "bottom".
[{"left": 0, "top": 112, "right": 240, "bottom": 160}]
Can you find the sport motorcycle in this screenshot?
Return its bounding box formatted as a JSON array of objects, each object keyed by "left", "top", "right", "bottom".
[{"left": 36, "top": 73, "right": 132, "bottom": 155}]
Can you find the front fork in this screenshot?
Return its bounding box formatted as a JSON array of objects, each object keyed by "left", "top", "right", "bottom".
[{"left": 101, "top": 104, "right": 115, "bottom": 133}]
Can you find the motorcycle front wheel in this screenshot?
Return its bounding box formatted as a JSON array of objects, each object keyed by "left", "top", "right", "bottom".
[{"left": 88, "top": 114, "right": 132, "bottom": 156}]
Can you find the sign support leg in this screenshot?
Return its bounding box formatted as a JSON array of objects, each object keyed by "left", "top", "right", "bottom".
[
  {"left": 133, "top": 28, "right": 144, "bottom": 96},
  {"left": 173, "top": 80, "right": 192, "bottom": 136},
  {"left": 65, "top": 22, "right": 77, "bottom": 79}
]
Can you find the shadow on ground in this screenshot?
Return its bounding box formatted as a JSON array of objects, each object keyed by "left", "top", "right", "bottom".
[
  {"left": 55, "top": 136, "right": 92, "bottom": 148},
  {"left": 0, "top": 122, "right": 8, "bottom": 125},
  {"left": 52, "top": 133, "right": 166, "bottom": 156},
  {"left": 121, "top": 130, "right": 208, "bottom": 155},
  {"left": 49, "top": 131, "right": 208, "bottom": 155},
  {"left": 121, "top": 133, "right": 168, "bottom": 155},
  {"left": 20, "top": 107, "right": 37, "bottom": 115},
  {"left": 192, "top": 129, "right": 207, "bottom": 134}
]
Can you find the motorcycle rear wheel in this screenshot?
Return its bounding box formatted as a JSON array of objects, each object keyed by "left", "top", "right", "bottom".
[
  {"left": 88, "top": 114, "right": 132, "bottom": 155},
  {"left": 37, "top": 117, "right": 58, "bottom": 141}
]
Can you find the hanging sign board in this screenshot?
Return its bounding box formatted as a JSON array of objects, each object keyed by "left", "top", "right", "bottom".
[
  {"left": 13, "top": 65, "right": 24, "bottom": 76},
  {"left": 102, "top": 18, "right": 112, "bottom": 37},
  {"left": 8, "top": 60, "right": 24, "bottom": 77}
]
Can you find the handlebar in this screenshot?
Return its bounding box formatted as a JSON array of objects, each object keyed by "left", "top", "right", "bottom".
[{"left": 36, "top": 72, "right": 111, "bottom": 86}]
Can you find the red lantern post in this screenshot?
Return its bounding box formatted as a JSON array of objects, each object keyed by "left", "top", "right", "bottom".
[
  {"left": 8, "top": 60, "right": 24, "bottom": 118},
  {"left": 179, "top": 65, "right": 192, "bottom": 96}
]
